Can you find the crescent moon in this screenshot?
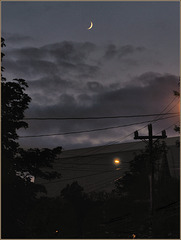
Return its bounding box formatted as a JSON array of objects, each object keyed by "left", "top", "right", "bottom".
[{"left": 88, "top": 21, "right": 93, "bottom": 30}]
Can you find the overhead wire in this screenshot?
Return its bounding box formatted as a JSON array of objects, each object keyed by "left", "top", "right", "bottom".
[
  {"left": 54, "top": 114, "right": 178, "bottom": 161},
  {"left": 21, "top": 100, "right": 179, "bottom": 158},
  {"left": 24, "top": 112, "right": 178, "bottom": 120},
  {"left": 49, "top": 169, "right": 122, "bottom": 195},
  {"left": 156, "top": 121, "right": 180, "bottom": 135},
  {"left": 59, "top": 129, "right": 141, "bottom": 160},
  {"left": 152, "top": 98, "right": 179, "bottom": 123},
  {"left": 37, "top": 138, "right": 179, "bottom": 193},
  {"left": 52, "top": 170, "right": 122, "bottom": 195},
  {"left": 54, "top": 160, "right": 129, "bottom": 166},
  {"left": 38, "top": 124, "right": 178, "bottom": 187},
  {"left": 45, "top": 114, "right": 178, "bottom": 173},
  {"left": 19, "top": 114, "right": 178, "bottom": 138},
  {"left": 35, "top": 119, "right": 179, "bottom": 188},
  {"left": 35, "top": 97, "right": 180, "bottom": 189},
  {"left": 155, "top": 96, "right": 178, "bottom": 116},
  {"left": 84, "top": 170, "right": 125, "bottom": 192},
  {"left": 20, "top": 97, "right": 179, "bottom": 162},
  {"left": 38, "top": 168, "right": 123, "bottom": 185},
  {"left": 57, "top": 120, "right": 179, "bottom": 169}
]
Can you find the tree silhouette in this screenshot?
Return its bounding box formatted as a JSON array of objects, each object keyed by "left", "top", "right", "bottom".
[
  {"left": 1, "top": 38, "right": 62, "bottom": 238},
  {"left": 1, "top": 37, "right": 32, "bottom": 238},
  {"left": 173, "top": 79, "right": 180, "bottom": 134},
  {"left": 114, "top": 141, "right": 165, "bottom": 201},
  {"left": 114, "top": 140, "right": 179, "bottom": 238}
]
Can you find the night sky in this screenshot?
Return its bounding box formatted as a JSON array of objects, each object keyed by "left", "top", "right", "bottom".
[{"left": 2, "top": 1, "right": 180, "bottom": 150}]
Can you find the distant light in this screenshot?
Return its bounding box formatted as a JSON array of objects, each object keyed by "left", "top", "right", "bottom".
[
  {"left": 132, "top": 234, "right": 136, "bottom": 239},
  {"left": 114, "top": 159, "right": 120, "bottom": 163},
  {"left": 55, "top": 230, "right": 59, "bottom": 233},
  {"left": 114, "top": 158, "right": 121, "bottom": 165}
]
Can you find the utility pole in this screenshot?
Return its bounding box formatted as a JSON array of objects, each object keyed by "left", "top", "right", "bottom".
[{"left": 134, "top": 124, "right": 167, "bottom": 237}]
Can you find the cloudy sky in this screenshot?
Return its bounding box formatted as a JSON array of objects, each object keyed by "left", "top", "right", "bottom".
[{"left": 2, "top": 1, "right": 180, "bottom": 150}]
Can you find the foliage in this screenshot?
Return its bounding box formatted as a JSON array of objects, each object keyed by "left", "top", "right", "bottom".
[
  {"left": 61, "top": 181, "right": 85, "bottom": 200},
  {"left": 114, "top": 141, "right": 166, "bottom": 200},
  {"left": 1, "top": 49, "right": 31, "bottom": 154},
  {"left": 113, "top": 140, "right": 179, "bottom": 238},
  {"left": 173, "top": 79, "right": 180, "bottom": 133},
  {"left": 15, "top": 147, "right": 62, "bottom": 180},
  {"left": 24, "top": 183, "right": 107, "bottom": 238},
  {"left": 1, "top": 37, "right": 32, "bottom": 237},
  {"left": 88, "top": 190, "right": 111, "bottom": 202},
  {"left": 1, "top": 37, "right": 62, "bottom": 238}
]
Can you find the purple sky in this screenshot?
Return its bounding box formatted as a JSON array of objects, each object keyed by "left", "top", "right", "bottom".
[{"left": 2, "top": 1, "right": 180, "bottom": 150}]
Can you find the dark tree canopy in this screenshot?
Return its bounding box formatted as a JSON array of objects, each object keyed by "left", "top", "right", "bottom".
[
  {"left": 173, "top": 79, "right": 180, "bottom": 133},
  {"left": 15, "top": 147, "right": 62, "bottom": 180},
  {"left": 1, "top": 37, "right": 31, "bottom": 154},
  {"left": 1, "top": 37, "right": 62, "bottom": 238},
  {"left": 1, "top": 37, "right": 62, "bottom": 180},
  {"left": 114, "top": 141, "right": 169, "bottom": 200},
  {"left": 2, "top": 79, "right": 31, "bottom": 152}
]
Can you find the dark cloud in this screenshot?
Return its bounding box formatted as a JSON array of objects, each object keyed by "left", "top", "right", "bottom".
[
  {"left": 42, "top": 41, "right": 96, "bottom": 64},
  {"left": 3, "top": 40, "right": 179, "bottom": 149},
  {"left": 4, "top": 41, "right": 100, "bottom": 80},
  {"left": 118, "top": 45, "right": 145, "bottom": 58},
  {"left": 87, "top": 81, "right": 104, "bottom": 92},
  {"left": 19, "top": 72, "right": 179, "bottom": 150},
  {"left": 104, "top": 44, "right": 117, "bottom": 59},
  {"left": 4, "top": 59, "right": 58, "bottom": 78},
  {"left": 76, "top": 63, "right": 99, "bottom": 79},
  {"left": 2, "top": 33, "right": 34, "bottom": 48},
  {"left": 27, "top": 76, "right": 76, "bottom": 103},
  {"left": 104, "top": 44, "right": 145, "bottom": 60},
  {"left": 8, "top": 47, "right": 48, "bottom": 60},
  {"left": 6, "top": 33, "right": 33, "bottom": 43},
  {"left": 96, "top": 73, "right": 178, "bottom": 115},
  {"left": 109, "top": 83, "right": 120, "bottom": 89}
]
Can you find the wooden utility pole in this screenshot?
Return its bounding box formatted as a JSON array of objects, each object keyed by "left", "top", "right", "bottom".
[{"left": 134, "top": 124, "right": 167, "bottom": 236}]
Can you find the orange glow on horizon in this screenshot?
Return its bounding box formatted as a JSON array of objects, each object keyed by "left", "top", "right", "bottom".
[{"left": 178, "top": 101, "right": 180, "bottom": 113}]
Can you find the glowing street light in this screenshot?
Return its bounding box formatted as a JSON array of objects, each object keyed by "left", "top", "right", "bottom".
[{"left": 113, "top": 158, "right": 121, "bottom": 165}]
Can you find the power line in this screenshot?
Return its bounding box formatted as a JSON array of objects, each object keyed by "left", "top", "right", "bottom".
[
  {"left": 36, "top": 132, "right": 179, "bottom": 189},
  {"left": 83, "top": 123, "right": 150, "bottom": 160},
  {"left": 155, "top": 120, "right": 180, "bottom": 135},
  {"left": 24, "top": 112, "right": 178, "bottom": 120},
  {"left": 61, "top": 128, "right": 142, "bottom": 159},
  {"left": 64, "top": 118, "right": 179, "bottom": 166},
  {"left": 20, "top": 98, "right": 179, "bottom": 162},
  {"left": 51, "top": 170, "right": 121, "bottom": 195},
  {"left": 37, "top": 129, "right": 179, "bottom": 186},
  {"left": 37, "top": 168, "right": 122, "bottom": 185},
  {"left": 154, "top": 96, "right": 178, "bottom": 118},
  {"left": 34, "top": 117, "right": 179, "bottom": 169},
  {"left": 20, "top": 98, "right": 180, "bottom": 175},
  {"left": 155, "top": 99, "right": 180, "bottom": 120},
  {"left": 54, "top": 161, "right": 130, "bottom": 167},
  {"left": 35, "top": 98, "right": 180, "bottom": 192},
  {"left": 19, "top": 115, "right": 179, "bottom": 138},
  {"left": 20, "top": 114, "right": 179, "bottom": 173},
  {"left": 55, "top": 120, "right": 179, "bottom": 167},
  {"left": 152, "top": 99, "right": 180, "bottom": 128}
]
